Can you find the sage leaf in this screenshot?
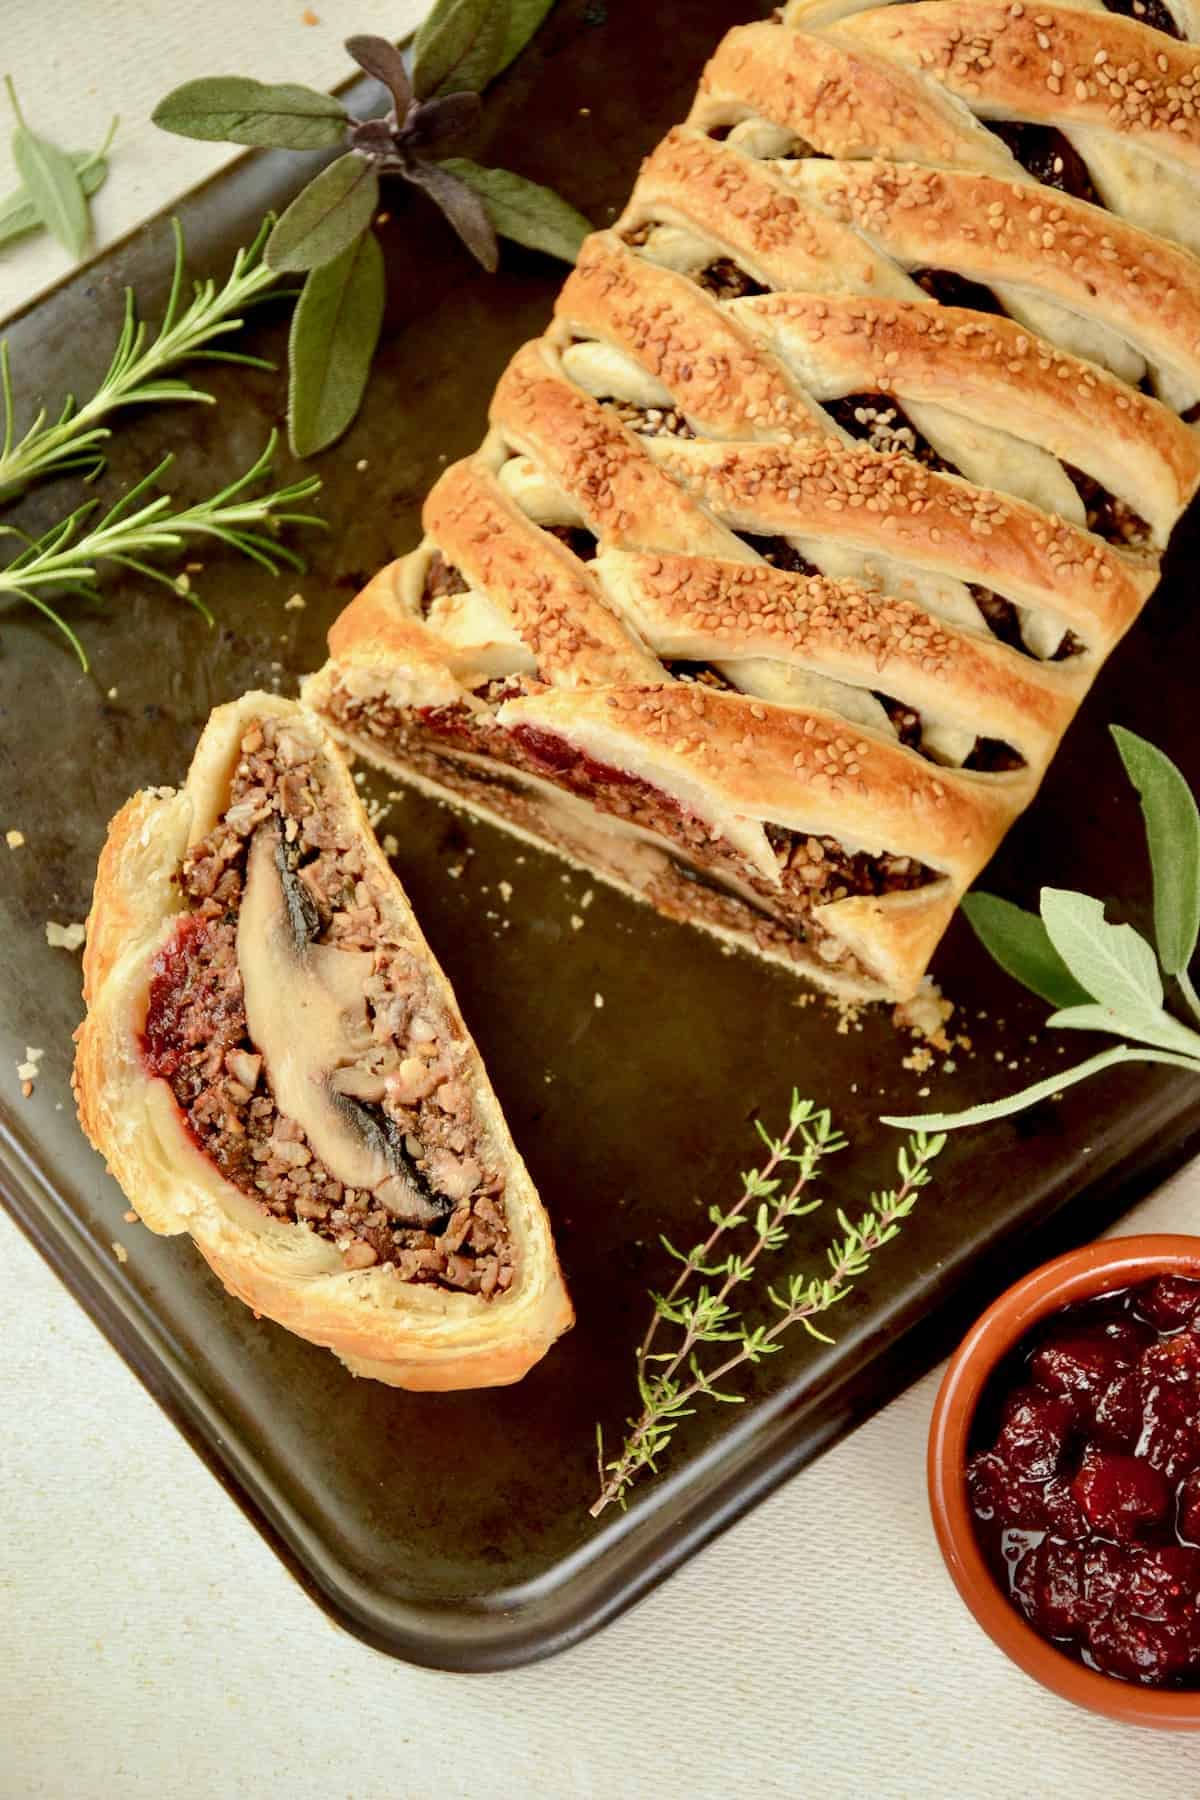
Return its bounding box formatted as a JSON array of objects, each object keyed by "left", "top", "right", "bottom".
[
  {"left": 266, "top": 154, "right": 379, "bottom": 273},
  {"left": 7, "top": 79, "right": 89, "bottom": 258},
  {"left": 1040, "top": 887, "right": 1163, "bottom": 1019},
  {"left": 438, "top": 158, "right": 589, "bottom": 262},
  {"left": 1046, "top": 1002, "right": 1200, "bottom": 1059},
  {"left": 344, "top": 34, "right": 412, "bottom": 117},
  {"left": 497, "top": 0, "right": 558, "bottom": 74},
  {"left": 401, "top": 93, "right": 482, "bottom": 158},
  {"left": 412, "top": 0, "right": 508, "bottom": 99},
  {"left": 1111, "top": 725, "right": 1200, "bottom": 979},
  {"left": 0, "top": 148, "right": 108, "bottom": 250},
  {"left": 152, "top": 78, "right": 348, "bottom": 149},
  {"left": 288, "top": 230, "right": 384, "bottom": 457},
  {"left": 444, "top": 0, "right": 511, "bottom": 95},
  {"left": 406, "top": 160, "right": 498, "bottom": 271},
  {"left": 881, "top": 1045, "right": 1139, "bottom": 1133},
  {"left": 961, "top": 891, "right": 1091, "bottom": 1010}
]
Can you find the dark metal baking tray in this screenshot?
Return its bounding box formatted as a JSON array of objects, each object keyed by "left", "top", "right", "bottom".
[{"left": 3, "top": 0, "right": 1200, "bottom": 1672}]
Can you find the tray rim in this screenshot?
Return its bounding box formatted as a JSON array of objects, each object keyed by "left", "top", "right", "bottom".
[{"left": 6, "top": 8, "right": 1200, "bottom": 1670}]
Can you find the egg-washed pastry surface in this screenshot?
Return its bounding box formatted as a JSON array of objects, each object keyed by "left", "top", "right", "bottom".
[{"left": 307, "top": 1, "right": 1200, "bottom": 1002}]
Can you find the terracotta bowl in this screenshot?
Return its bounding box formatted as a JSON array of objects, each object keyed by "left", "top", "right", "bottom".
[{"left": 928, "top": 1234, "right": 1200, "bottom": 1729}]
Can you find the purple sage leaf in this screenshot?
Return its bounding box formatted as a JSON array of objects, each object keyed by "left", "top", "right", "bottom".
[
  {"left": 398, "top": 92, "right": 482, "bottom": 158},
  {"left": 344, "top": 34, "right": 412, "bottom": 119},
  {"left": 405, "top": 159, "right": 498, "bottom": 271}
]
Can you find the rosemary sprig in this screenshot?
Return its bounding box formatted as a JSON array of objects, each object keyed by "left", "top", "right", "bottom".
[
  {"left": 591, "top": 1099, "right": 944, "bottom": 1516},
  {"left": 0, "top": 216, "right": 278, "bottom": 499},
  {"left": 0, "top": 429, "right": 321, "bottom": 668}
]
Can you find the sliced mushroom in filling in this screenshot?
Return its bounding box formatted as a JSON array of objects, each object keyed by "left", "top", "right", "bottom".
[{"left": 142, "top": 713, "right": 514, "bottom": 1293}]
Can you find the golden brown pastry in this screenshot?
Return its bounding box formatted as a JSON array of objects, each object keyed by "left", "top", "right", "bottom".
[
  {"left": 74, "top": 692, "right": 572, "bottom": 1389},
  {"left": 306, "top": 1, "right": 1200, "bottom": 1003}
]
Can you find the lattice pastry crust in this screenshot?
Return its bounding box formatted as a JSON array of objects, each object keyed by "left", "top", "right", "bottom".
[{"left": 307, "top": 1, "right": 1200, "bottom": 1002}]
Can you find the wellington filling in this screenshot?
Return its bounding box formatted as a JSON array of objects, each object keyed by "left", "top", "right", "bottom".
[
  {"left": 322, "top": 679, "right": 939, "bottom": 980},
  {"left": 142, "top": 713, "right": 514, "bottom": 1294}
]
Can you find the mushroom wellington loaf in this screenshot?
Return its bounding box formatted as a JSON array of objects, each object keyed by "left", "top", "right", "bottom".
[
  {"left": 306, "top": 0, "right": 1200, "bottom": 1003},
  {"left": 74, "top": 693, "right": 572, "bottom": 1389}
]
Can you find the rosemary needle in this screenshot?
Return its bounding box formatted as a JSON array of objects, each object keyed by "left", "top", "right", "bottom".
[
  {"left": 0, "top": 429, "right": 322, "bottom": 669},
  {"left": 0, "top": 215, "right": 279, "bottom": 499}
]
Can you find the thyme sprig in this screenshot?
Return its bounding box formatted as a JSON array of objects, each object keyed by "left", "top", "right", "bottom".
[
  {"left": 592, "top": 1099, "right": 944, "bottom": 1516},
  {"left": 0, "top": 216, "right": 278, "bottom": 500},
  {"left": 0, "top": 430, "right": 321, "bottom": 667}
]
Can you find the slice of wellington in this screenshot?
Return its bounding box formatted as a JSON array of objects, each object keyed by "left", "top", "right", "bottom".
[{"left": 74, "top": 690, "right": 572, "bottom": 1390}]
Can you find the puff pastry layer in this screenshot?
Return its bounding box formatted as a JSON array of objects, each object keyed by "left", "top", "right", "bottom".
[
  {"left": 74, "top": 693, "right": 572, "bottom": 1389},
  {"left": 308, "top": 1, "right": 1200, "bottom": 1002}
]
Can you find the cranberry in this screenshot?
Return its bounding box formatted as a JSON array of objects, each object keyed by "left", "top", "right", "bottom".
[
  {"left": 1080, "top": 1540, "right": 1126, "bottom": 1615},
  {"left": 967, "top": 1451, "right": 1023, "bottom": 1527},
  {"left": 1072, "top": 1448, "right": 1170, "bottom": 1541},
  {"left": 996, "top": 1389, "right": 1075, "bottom": 1481},
  {"left": 1086, "top": 1607, "right": 1195, "bottom": 1685},
  {"left": 1041, "top": 1476, "right": 1088, "bottom": 1540},
  {"left": 1013, "top": 1541, "right": 1090, "bottom": 1639},
  {"left": 1093, "top": 1370, "right": 1142, "bottom": 1449},
  {"left": 1030, "top": 1330, "right": 1132, "bottom": 1416},
  {"left": 968, "top": 1276, "right": 1200, "bottom": 1687},
  {"left": 1178, "top": 1472, "right": 1200, "bottom": 1545},
  {"left": 1122, "top": 1547, "right": 1200, "bottom": 1623},
  {"left": 1137, "top": 1335, "right": 1200, "bottom": 1482},
  {"left": 1134, "top": 1276, "right": 1200, "bottom": 1332}
]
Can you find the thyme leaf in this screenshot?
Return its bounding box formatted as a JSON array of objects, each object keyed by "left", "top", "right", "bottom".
[{"left": 592, "top": 1100, "right": 943, "bottom": 1515}]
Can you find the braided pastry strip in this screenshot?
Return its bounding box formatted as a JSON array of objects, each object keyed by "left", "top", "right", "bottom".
[{"left": 307, "top": 0, "right": 1200, "bottom": 1003}]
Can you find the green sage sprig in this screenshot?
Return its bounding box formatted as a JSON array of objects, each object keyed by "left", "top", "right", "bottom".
[
  {"left": 2, "top": 80, "right": 117, "bottom": 259},
  {"left": 592, "top": 1098, "right": 944, "bottom": 1516},
  {"left": 0, "top": 431, "right": 321, "bottom": 668},
  {"left": 0, "top": 217, "right": 277, "bottom": 501},
  {"left": 885, "top": 726, "right": 1200, "bottom": 1135},
  {"left": 153, "top": 8, "right": 591, "bottom": 456}
]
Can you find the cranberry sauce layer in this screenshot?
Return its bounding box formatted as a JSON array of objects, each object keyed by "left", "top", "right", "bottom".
[
  {"left": 967, "top": 1277, "right": 1200, "bottom": 1688},
  {"left": 143, "top": 713, "right": 512, "bottom": 1294},
  {"left": 323, "top": 684, "right": 938, "bottom": 968}
]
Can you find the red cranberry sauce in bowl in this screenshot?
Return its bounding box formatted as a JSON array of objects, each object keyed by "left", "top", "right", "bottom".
[{"left": 966, "top": 1277, "right": 1200, "bottom": 1689}]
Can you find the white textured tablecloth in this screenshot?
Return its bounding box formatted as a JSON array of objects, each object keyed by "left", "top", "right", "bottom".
[{"left": 2, "top": 5, "right": 1200, "bottom": 1796}]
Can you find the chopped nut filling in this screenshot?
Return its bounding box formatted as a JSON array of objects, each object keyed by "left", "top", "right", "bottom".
[
  {"left": 143, "top": 714, "right": 513, "bottom": 1294},
  {"left": 876, "top": 692, "right": 922, "bottom": 750},
  {"left": 962, "top": 737, "right": 1027, "bottom": 774},
  {"left": 1063, "top": 463, "right": 1154, "bottom": 550},
  {"left": 1104, "top": 0, "right": 1180, "bottom": 34},
  {"left": 610, "top": 399, "right": 696, "bottom": 439},
  {"left": 662, "top": 659, "right": 738, "bottom": 692},
  {"left": 912, "top": 268, "right": 1003, "bottom": 315},
  {"left": 420, "top": 550, "right": 469, "bottom": 614},
  {"left": 695, "top": 258, "right": 768, "bottom": 300},
  {"left": 826, "top": 393, "right": 954, "bottom": 474},
  {"left": 765, "top": 824, "right": 935, "bottom": 904},
  {"left": 971, "top": 585, "right": 1084, "bottom": 663},
  {"left": 737, "top": 533, "right": 820, "bottom": 576},
  {"left": 542, "top": 523, "right": 599, "bottom": 561},
  {"left": 988, "top": 123, "right": 1103, "bottom": 207}
]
